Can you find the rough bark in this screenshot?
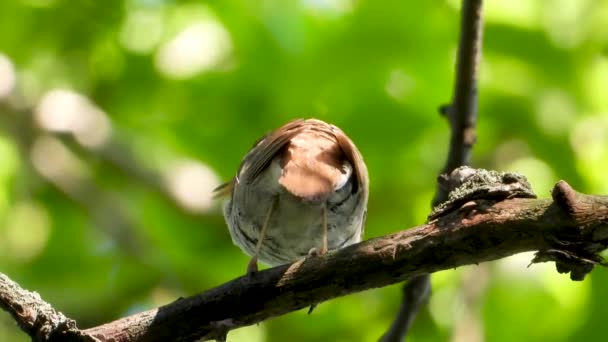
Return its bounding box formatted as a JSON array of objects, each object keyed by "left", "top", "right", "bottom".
[
  {"left": 382, "top": 1, "right": 485, "bottom": 340},
  {"left": 2, "top": 180, "right": 607, "bottom": 341}
]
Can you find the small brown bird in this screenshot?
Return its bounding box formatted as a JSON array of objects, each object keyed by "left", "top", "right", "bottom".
[{"left": 215, "top": 118, "right": 369, "bottom": 274}]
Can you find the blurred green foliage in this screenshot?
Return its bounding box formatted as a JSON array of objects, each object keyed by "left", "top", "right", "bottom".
[{"left": 1, "top": 0, "right": 607, "bottom": 341}]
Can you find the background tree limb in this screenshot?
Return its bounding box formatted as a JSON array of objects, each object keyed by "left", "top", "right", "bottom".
[{"left": 382, "top": 1, "right": 484, "bottom": 340}]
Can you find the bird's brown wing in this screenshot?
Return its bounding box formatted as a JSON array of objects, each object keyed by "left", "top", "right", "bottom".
[
  {"left": 213, "top": 119, "right": 306, "bottom": 197},
  {"left": 215, "top": 119, "right": 368, "bottom": 197},
  {"left": 331, "top": 125, "right": 369, "bottom": 194},
  {"left": 238, "top": 118, "right": 306, "bottom": 184}
]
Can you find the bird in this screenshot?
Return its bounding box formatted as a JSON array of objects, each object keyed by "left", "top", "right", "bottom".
[{"left": 214, "top": 118, "right": 369, "bottom": 275}]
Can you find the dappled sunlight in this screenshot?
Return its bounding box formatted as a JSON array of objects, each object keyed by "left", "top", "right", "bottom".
[
  {"left": 540, "top": 265, "right": 591, "bottom": 315},
  {"left": 35, "top": 89, "right": 112, "bottom": 148},
  {"left": 227, "top": 324, "right": 266, "bottom": 342},
  {"left": 584, "top": 56, "right": 608, "bottom": 111},
  {"left": 30, "top": 135, "right": 90, "bottom": 195},
  {"left": 119, "top": 6, "right": 164, "bottom": 54},
  {"left": 494, "top": 252, "right": 591, "bottom": 338},
  {"left": 0, "top": 53, "right": 16, "bottom": 98},
  {"left": 3, "top": 201, "right": 51, "bottom": 263},
  {"left": 504, "top": 157, "right": 556, "bottom": 198},
  {"left": 155, "top": 19, "right": 233, "bottom": 79},
  {"left": 535, "top": 89, "right": 577, "bottom": 136},
  {"left": 163, "top": 160, "right": 221, "bottom": 213},
  {"left": 429, "top": 267, "right": 488, "bottom": 342},
  {"left": 541, "top": 0, "right": 591, "bottom": 49},
  {"left": 446, "top": 0, "right": 540, "bottom": 29},
  {"left": 385, "top": 69, "right": 416, "bottom": 103},
  {"left": 0, "top": 135, "right": 20, "bottom": 193},
  {"left": 485, "top": 1, "right": 539, "bottom": 29},
  {"left": 482, "top": 55, "right": 538, "bottom": 96},
  {"left": 493, "top": 139, "right": 531, "bottom": 171},
  {"left": 150, "top": 286, "right": 183, "bottom": 307},
  {"left": 496, "top": 252, "right": 592, "bottom": 312},
  {"left": 301, "top": 0, "right": 354, "bottom": 17},
  {"left": 429, "top": 279, "right": 461, "bottom": 329},
  {"left": 570, "top": 115, "right": 608, "bottom": 193},
  {"left": 496, "top": 252, "right": 542, "bottom": 282},
  {"left": 570, "top": 116, "right": 608, "bottom": 161}
]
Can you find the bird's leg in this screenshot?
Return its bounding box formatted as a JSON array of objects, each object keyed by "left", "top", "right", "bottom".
[
  {"left": 321, "top": 205, "right": 328, "bottom": 254},
  {"left": 247, "top": 196, "right": 277, "bottom": 275},
  {"left": 307, "top": 205, "right": 328, "bottom": 315},
  {"left": 307, "top": 205, "right": 329, "bottom": 257},
  {"left": 246, "top": 256, "right": 259, "bottom": 275}
]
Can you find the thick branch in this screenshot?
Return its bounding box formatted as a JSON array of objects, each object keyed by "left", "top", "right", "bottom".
[
  {"left": 2, "top": 181, "right": 606, "bottom": 341},
  {"left": 76, "top": 182, "right": 606, "bottom": 341}
]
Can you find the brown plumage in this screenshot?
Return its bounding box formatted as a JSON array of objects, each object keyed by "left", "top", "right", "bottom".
[{"left": 216, "top": 118, "right": 369, "bottom": 273}]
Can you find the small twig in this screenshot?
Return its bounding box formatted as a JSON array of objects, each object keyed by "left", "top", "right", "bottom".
[
  {"left": 437, "top": 0, "right": 483, "bottom": 205},
  {"left": 0, "top": 274, "right": 89, "bottom": 341},
  {"left": 379, "top": 274, "right": 430, "bottom": 342}
]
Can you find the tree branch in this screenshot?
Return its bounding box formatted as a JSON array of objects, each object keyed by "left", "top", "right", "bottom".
[
  {"left": 379, "top": 274, "right": 430, "bottom": 342},
  {"left": 383, "top": 1, "right": 485, "bottom": 340},
  {"left": 2, "top": 180, "right": 606, "bottom": 341},
  {"left": 0, "top": 274, "right": 89, "bottom": 341},
  {"left": 438, "top": 0, "right": 483, "bottom": 205}
]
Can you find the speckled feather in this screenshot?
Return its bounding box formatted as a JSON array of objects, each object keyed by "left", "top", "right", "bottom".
[{"left": 216, "top": 118, "right": 369, "bottom": 266}]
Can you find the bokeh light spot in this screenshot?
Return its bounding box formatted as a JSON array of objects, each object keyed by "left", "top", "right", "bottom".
[
  {"left": 385, "top": 69, "right": 415, "bottom": 103},
  {"left": 466, "top": 0, "right": 539, "bottom": 29},
  {"left": 0, "top": 136, "right": 20, "bottom": 223},
  {"left": 429, "top": 282, "right": 460, "bottom": 329},
  {"left": 227, "top": 323, "right": 266, "bottom": 342},
  {"left": 163, "top": 160, "right": 221, "bottom": 213},
  {"left": 0, "top": 53, "right": 16, "bottom": 98},
  {"left": 35, "top": 89, "right": 112, "bottom": 148},
  {"left": 496, "top": 252, "right": 591, "bottom": 337},
  {"left": 30, "top": 135, "right": 90, "bottom": 194},
  {"left": 535, "top": 89, "right": 577, "bottom": 136},
  {"left": 119, "top": 7, "right": 164, "bottom": 54},
  {"left": 301, "top": 0, "right": 354, "bottom": 17},
  {"left": 493, "top": 139, "right": 531, "bottom": 171},
  {"left": 483, "top": 55, "right": 537, "bottom": 96},
  {"left": 584, "top": 56, "right": 608, "bottom": 112},
  {"left": 570, "top": 116, "right": 608, "bottom": 162},
  {"left": 155, "top": 20, "right": 233, "bottom": 79},
  {"left": 542, "top": 0, "right": 590, "bottom": 49},
  {"left": 570, "top": 115, "right": 608, "bottom": 193},
  {"left": 4, "top": 201, "right": 51, "bottom": 263},
  {"left": 504, "top": 157, "right": 556, "bottom": 198}
]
